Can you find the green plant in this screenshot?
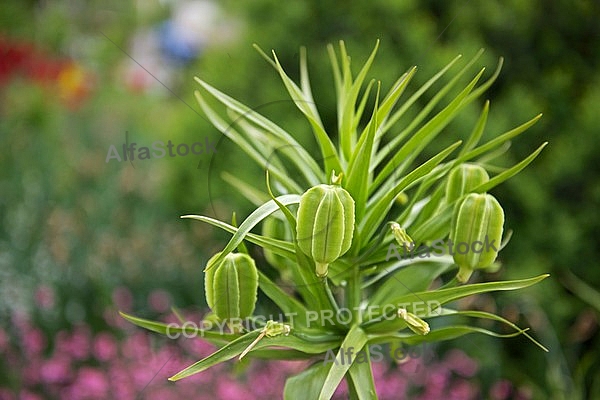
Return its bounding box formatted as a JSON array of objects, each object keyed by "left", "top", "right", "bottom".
[{"left": 121, "top": 41, "right": 549, "bottom": 399}]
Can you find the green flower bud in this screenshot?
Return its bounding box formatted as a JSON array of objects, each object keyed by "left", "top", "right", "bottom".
[
  {"left": 204, "top": 252, "right": 258, "bottom": 322},
  {"left": 395, "top": 192, "right": 409, "bottom": 206},
  {"left": 296, "top": 183, "right": 355, "bottom": 277},
  {"left": 390, "top": 222, "right": 414, "bottom": 248},
  {"left": 445, "top": 164, "right": 489, "bottom": 204},
  {"left": 450, "top": 193, "right": 504, "bottom": 282},
  {"left": 239, "top": 320, "right": 291, "bottom": 360},
  {"left": 398, "top": 308, "right": 430, "bottom": 335}
]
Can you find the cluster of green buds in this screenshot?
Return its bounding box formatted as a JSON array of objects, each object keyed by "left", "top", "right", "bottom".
[
  {"left": 296, "top": 173, "right": 355, "bottom": 277},
  {"left": 447, "top": 164, "right": 505, "bottom": 282},
  {"left": 204, "top": 252, "right": 259, "bottom": 327}
]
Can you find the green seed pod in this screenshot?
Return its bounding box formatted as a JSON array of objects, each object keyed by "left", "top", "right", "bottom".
[
  {"left": 445, "top": 164, "right": 489, "bottom": 204},
  {"left": 450, "top": 193, "right": 504, "bottom": 283},
  {"left": 204, "top": 252, "right": 258, "bottom": 321},
  {"left": 296, "top": 184, "right": 355, "bottom": 277}
]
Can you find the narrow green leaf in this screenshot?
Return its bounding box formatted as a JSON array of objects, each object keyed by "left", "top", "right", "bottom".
[
  {"left": 376, "top": 67, "right": 417, "bottom": 129},
  {"left": 257, "top": 271, "right": 311, "bottom": 327},
  {"left": 473, "top": 142, "right": 548, "bottom": 193},
  {"left": 372, "top": 68, "right": 484, "bottom": 192},
  {"left": 431, "top": 308, "right": 548, "bottom": 351},
  {"left": 119, "top": 311, "right": 236, "bottom": 344},
  {"left": 338, "top": 40, "right": 380, "bottom": 160},
  {"left": 222, "top": 172, "right": 270, "bottom": 207},
  {"left": 194, "top": 78, "right": 324, "bottom": 182},
  {"left": 181, "top": 215, "right": 296, "bottom": 259},
  {"left": 194, "top": 90, "right": 304, "bottom": 194},
  {"left": 346, "top": 82, "right": 380, "bottom": 220},
  {"left": 267, "top": 50, "right": 342, "bottom": 175},
  {"left": 319, "top": 325, "right": 369, "bottom": 400},
  {"left": 562, "top": 271, "right": 600, "bottom": 313},
  {"left": 368, "top": 262, "right": 453, "bottom": 307},
  {"left": 455, "top": 113, "right": 543, "bottom": 164},
  {"left": 169, "top": 330, "right": 262, "bottom": 381},
  {"left": 347, "top": 352, "right": 377, "bottom": 400},
  {"left": 368, "top": 325, "right": 527, "bottom": 345},
  {"left": 459, "top": 100, "right": 490, "bottom": 155},
  {"left": 284, "top": 362, "right": 331, "bottom": 400},
  {"left": 353, "top": 79, "right": 376, "bottom": 134},
  {"left": 204, "top": 195, "right": 301, "bottom": 271},
  {"left": 375, "top": 53, "right": 469, "bottom": 155},
  {"left": 463, "top": 57, "right": 504, "bottom": 103},
  {"left": 361, "top": 141, "right": 462, "bottom": 244},
  {"left": 363, "top": 275, "right": 549, "bottom": 332}
]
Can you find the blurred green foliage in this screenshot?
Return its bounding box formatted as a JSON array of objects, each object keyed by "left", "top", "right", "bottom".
[{"left": 1, "top": 0, "right": 599, "bottom": 398}]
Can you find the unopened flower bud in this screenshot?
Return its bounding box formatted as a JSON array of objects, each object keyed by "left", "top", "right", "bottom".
[
  {"left": 445, "top": 164, "right": 489, "bottom": 204},
  {"left": 450, "top": 193, "right": 504, "bottom": 282},
  {"left": 239, "top": 320, "right": 291, "bottom": 360},
  {"left": 296, "top": 183, "right": 355, "bottom": 277},
  {"left": 204, "top": 252, "right": 259, "bottom": 322},
  {"left": 398, "top": 308, "right": 430, "bottom": 335},
  {"left": 390, "top": 222, "right": 414, "bottom": 248}
]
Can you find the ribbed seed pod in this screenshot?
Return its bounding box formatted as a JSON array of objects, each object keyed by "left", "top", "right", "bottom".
[
  {"left": 204, "top": 252, "right": 258, "bottom": 321},
  {"left": 450, "top": 193, "right": 504, "bottom": 282},
  {"left": 445, "top": 164, "right": 489, "bottom": 204},
  {"left": 296, "top": 184, "right": 355, "bottom": 277}
]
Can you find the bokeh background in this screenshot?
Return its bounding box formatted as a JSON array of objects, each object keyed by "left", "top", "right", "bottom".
[{"left": 1, "top": 0, "right": 599, "bottom": 399}]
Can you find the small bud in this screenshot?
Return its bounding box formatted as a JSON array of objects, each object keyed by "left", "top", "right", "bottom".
[
  {"left": 239, "top": 320, "right": 291, "bottom": 360},
  {"left": 296, "top": 183, "right": 355, "bottom": 277},
  {"left": 450, "top": 193, "right": 504, "bottom": 282},
  {"left": 398, "top": 308, "right": 430, "bottom": 335},
  {"left": 445, "top": 164, "right": 489, "bottom": 204},
  {"left": 390, "top": 222, "right": 414, "bottom": 248},
  {"left": 395, "top": 192, "right": 409, "bottom": 206},
  {"left": 204, "top": 252, "right": 259, "bottom": 322}
]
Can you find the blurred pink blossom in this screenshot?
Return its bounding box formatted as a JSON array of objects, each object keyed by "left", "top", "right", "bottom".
[
  {"left": 34, "top": 285, "right": 55, "bottom": 309},
  {"left": 148, "top": 289, "right": 172, "bottom": 313}
]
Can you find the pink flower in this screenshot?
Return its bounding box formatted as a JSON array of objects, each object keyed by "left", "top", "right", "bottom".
[
  {"left": 148, "top": 290, "right": 171, "bottom": 313},
  {"left": 0, "top": 389, "right": 16, "bottom": 400},
  {"left": 68, "top": 325, "right": 91, "bottom": 360},
  {"left": 0, "top": 328, "right": 9, "bottom": 353},
  {"left": 93, "top": 332, "right": 118, "bottom": 361},
  {"left": 18, "top": 391, "right": 42, "bottom": 400},
  {"left": 447, "top": 380, "right": 479, "bottom": 399},
  {"left": 444, "top": 349, "right": 479, "bottom": 377},
  {"left": 67, "top": 367, "right": 109, "bottom": 400},
  {"left": 217, "top": 377, "right": 253, "bottom": 399},
  {"left": 34, "top": 285, "right": 55, "bottom": 309},
  {"left": 40, "top": 355, "right": 72, "bottom": 384},
  {"left": 112, "top": 287, "right": 133, "bottom": 312},
  {"left": 490, "top": 379, "right": 513, "bottom": 400}
]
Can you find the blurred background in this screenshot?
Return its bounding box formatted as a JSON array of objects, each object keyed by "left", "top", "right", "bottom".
[{"left": 1, "top": 0, "right": 599, "bottom": 399}]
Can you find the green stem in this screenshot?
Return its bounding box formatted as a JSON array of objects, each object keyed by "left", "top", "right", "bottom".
[
  {"left": 323, "top": 278, "right": 342, "bottom": 317},
  {"left": 347, "top": 263, "right": 361, "bottom": 324},
  {"left": 360, "top": 306, "right": 398, "bottom": 329},
  {"left": 439, "top": 275, "right": 460, "bottom": 290}
]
